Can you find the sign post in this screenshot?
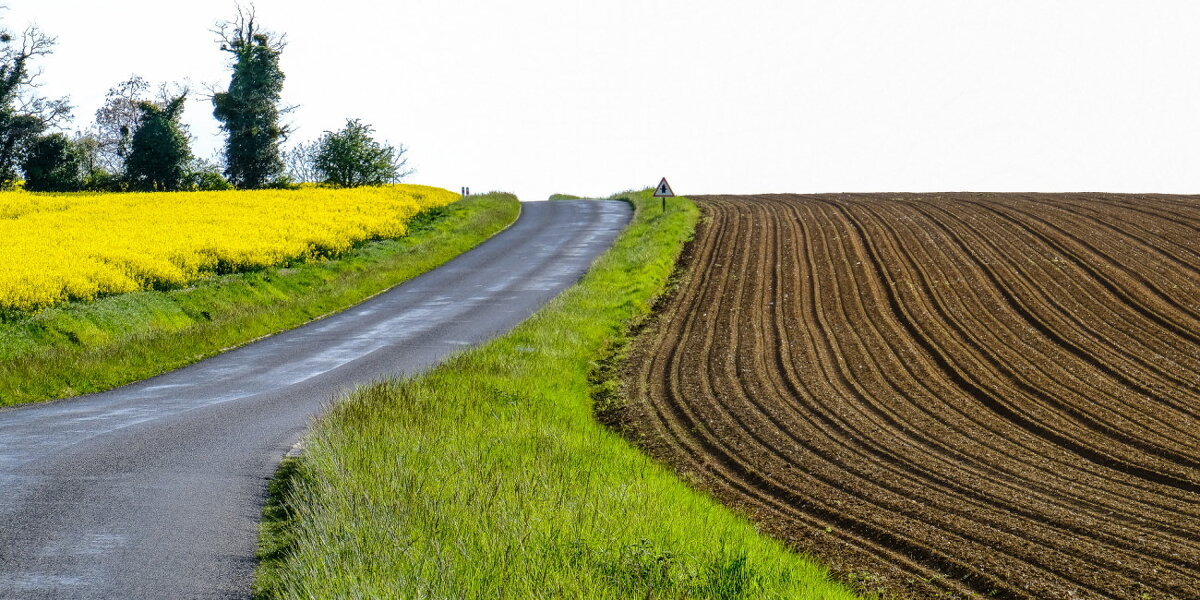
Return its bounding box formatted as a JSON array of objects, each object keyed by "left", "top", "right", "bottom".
[{"left": 653, "top": 177, "right": 675, "bottom": 212}]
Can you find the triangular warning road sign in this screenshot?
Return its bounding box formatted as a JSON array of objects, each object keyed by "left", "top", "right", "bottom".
[{"left": 653, "top": 177, "right": 675, "bottom": 197}]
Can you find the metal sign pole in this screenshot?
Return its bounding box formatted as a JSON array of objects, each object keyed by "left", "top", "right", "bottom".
[{"left": 653, "top": 177, "right": 675, "bottom": 213}]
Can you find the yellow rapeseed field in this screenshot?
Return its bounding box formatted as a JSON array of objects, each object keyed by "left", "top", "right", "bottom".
[{"left": 0, "top": 185, "right": 459, "bottom": 312}]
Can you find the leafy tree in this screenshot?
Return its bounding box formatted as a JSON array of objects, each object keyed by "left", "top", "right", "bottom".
[
  {"left": 82, "top": 168, "right": 123, "bottom": 192},
  {"left": 186, "top": 156, "right": 234, "bottom": 191},
  {"left": 22, "top": 133, "right": 79, "bottom": 191},
  {"left": 21, "top": 132, "right": 83, "bottom": 191},
  {"left": 125, "top": 94, "right": 192, "bottom": 191},
  {"left": 91, "top": 75, "right": 150, "bottom": 173},
  {"left": 189, "top": 170, "right": 235, "bottom": 191},
  {"left": 72, "top": 131, "right": 101, "bottom": 175},
  {"left": 0, "top": 21, "right": 71, "bottom": 188},
  {"left": 315, "top": 119, "right": 411, "bottom": 187},
  {"left": 212, "top": 6, "right": 287, "bottom": 189}
]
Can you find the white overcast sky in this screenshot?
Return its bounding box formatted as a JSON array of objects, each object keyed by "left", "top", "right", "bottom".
[{"left": 6, "top": 1, "right": 1200, "bottom": 200}]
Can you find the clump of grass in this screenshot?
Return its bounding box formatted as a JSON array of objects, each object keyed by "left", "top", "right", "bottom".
[
  {"left": 254, "top": 190, "right": 857, "bottom": 599},
  {"left": 0, "top": 194, "right": 519, "bottom": 406}
]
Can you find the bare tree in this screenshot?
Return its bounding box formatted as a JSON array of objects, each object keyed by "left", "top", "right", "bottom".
[
  {"left": 91, "top": 75, "right": 149, "bottom": 173},
  {"left": 0, "top": 18, "right": 72, "bottom": 187},
  {"left": 86, "top": 77, "right": 196, "bottom": 177},
  {"left": 71, "top": 129, "right": 101, "bottom": 175},
  {"left": 389, "top": 142, "right": 414, "bottom": 183},
  {"left": 282, "top": 139, "right": 320, "bottom": 183}
]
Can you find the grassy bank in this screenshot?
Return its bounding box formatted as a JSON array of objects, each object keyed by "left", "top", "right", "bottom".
[
  {"left": 0, "top": 193, "right": 519, "bottom": 407},
  {"left": 254, "top": 190, "right": 857, "bottom": 599}
]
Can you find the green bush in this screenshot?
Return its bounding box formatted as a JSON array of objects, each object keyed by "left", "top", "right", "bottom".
[
  {"left": 188, "top": 169, "right": 235, "bottom": 191},
  {"left": 314, "top": 119, "right": 409, "bottom": 187},
  {"left": 22, "top": 133, "right": 84, "bottom": 192},
  {"left": 82, "top": 168, "right": 125, "bottom": 192}
]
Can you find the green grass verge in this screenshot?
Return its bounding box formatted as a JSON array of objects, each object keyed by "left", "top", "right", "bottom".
[
  {"left": 254, "top": 190, "right": 858, "bottom": 599},
  {"left": 0, "top": 193, "right": 520, "bottom": 407},
  {"left": 548, "top": 193, "right": 583, "bottom": 200}
]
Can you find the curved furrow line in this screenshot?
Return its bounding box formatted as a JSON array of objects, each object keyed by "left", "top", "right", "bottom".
[
  {"left": 775, "top": 200, "right": 1199, "bottom": 522},
  {"left": 620, "top": 194, "right": 1200, "bottom": 599},
  {"left": 1086, "top": 193, "right": 1200, "bottom": 246},
  {"left": 1036, "top": 195, "right": 1200, "bottom": 291},
  {"left": 1062, "top": 194, "right": 1200, "bottom": 319},
  {"left": 962, "top": 198, "right": 1200, "bottom": 345},
  {"left": 837, "top": 197, "right": 1200, "bottom": 478},
  {"left": 807, "top": 198, "right": 1200, "bottom": 580},
  {"left": 1013, "top": 195, "right": 1200, "bottom": 320},
  {"left": 826, "top": 200, "right": 1199, "bottom": 493},
  {"left": 631, "top": 197, "right": 739, "bottom": 463},
  {"left": 806, "top": 201, "right": 1197, "bottom": 576},
  {"left": 852, "top": 198, "right": 1200, "bottom": 487},
  {"left": 731, "top": 197, "right": 1197, "bottom": 598},
  {"left": 773, "top": 201, "right": 1200, "bottom": 536},
  {"left": 938, "top": 196, "right": 1200, "bottom": 427},
  {"left": 639, "top": 394, "right": 986, "bottom": 600},
  {"left": 662, "top": 200, "right": 1034, "bottom": 599},
  {"left": 700, "top": 199, "right": 1171, "bottom": 597},
  {"left": 935, "top": 200, "right": 1200, "bottom": 427},
  {"left": 833, "top": 197, "right": 1195, "bottom": 477},
  {"left": 860, "top": 198, "right": 1200, "bottom": 461},
  {"left": 838, "top": 197, "right": 1200, "bottom": 502},
  {"left": 904, "top": 196, "right": 1200, "bottom": 420},
  {"left": 642, "top": 198, "right": 981, "bottom": 597},
  {"left": 699, "top": 198, "right": 1046, "bottom": 596},
  {"left": 784, "top": 199, "right": 1200, "bottom": 560},
  {"left": 873, "top": 195, "right": 1200, "bottom": 472},
  {"left": 881, "top": 198, "right": 1200, "bottom": 450},
  {"left": 1006, "top": 194, "right": 1200, "bottom": 323},
  {"left": 1089, "top": 194, "right": 1200, "bottom": 232},
  {"left": 854, "top": 196, "right": 1200, "bottom": 472},
  {"left": 1041, "top": 195, "right": 1200, "bottom": 279},
  {"left": 1047, "top": 193, "right": 1200, "bottom": 229}
]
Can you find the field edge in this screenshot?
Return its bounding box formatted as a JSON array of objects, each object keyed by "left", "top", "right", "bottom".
[
  {"left": 0, "top": 193, "right": 521, "bottom": 407},
  {"left": 615, "top": 192, "right": 1200, "bottom": 599}
]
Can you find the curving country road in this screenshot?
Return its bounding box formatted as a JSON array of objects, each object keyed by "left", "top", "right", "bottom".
[{"left": 0, "top": 199, "right": 631, "bottom": 600}]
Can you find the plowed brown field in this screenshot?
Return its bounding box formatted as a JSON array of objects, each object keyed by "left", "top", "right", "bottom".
[{"left": 616, "top": 193, "right": 1200, "bottom": 599}]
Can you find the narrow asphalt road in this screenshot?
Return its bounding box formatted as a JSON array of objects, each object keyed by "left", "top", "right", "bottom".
[{"left": 0, "top": 199, "right": 631, "bottom": 600}]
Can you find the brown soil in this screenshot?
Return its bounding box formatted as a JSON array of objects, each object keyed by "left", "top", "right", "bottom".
[{"left": 615, "top": 193, "right": 1200, "bottom": 599}]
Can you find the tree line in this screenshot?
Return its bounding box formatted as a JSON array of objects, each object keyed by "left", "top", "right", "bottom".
[{"left": 2, "top": 5, "right": 410, "bottom": 193}]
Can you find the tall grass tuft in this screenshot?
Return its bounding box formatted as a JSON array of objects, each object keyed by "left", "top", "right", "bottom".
[{"left": 255, "top": 190, "right": 859, "bottom": 599}]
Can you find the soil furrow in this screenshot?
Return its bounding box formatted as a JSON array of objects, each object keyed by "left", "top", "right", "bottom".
[
  {"left": 648, "top": 198, "right": 1020, "bottom": 598},
  {"left": 1038, "top": 195, "right": 1200, "bottom": 281},
  {"left": 829, "top": 200, "right": 1199, "bottom": 492},
  {"left": 965, "top": 197, "right": 1200, "bottom": 345},
  {"left": 816, "top": 196, "right": 1200, "bottom": 549},
  {"left": 631, "top": 200, "right": 972, "bottom": 596},
  {"left": 904, "top": 196, "right": 1200, "bottom": 418},
  {"left": 776, "top": 200, "right": 1199, "bottom": 525},
  {"left": 615, "top": 193, "right": 1200, "bottom": 599},
  {"left": 871, "top": 198, "right": 1200, "bottom": 453},
  {"left": 783, "top": 200, "right": 1199, "bottom": 536}
]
